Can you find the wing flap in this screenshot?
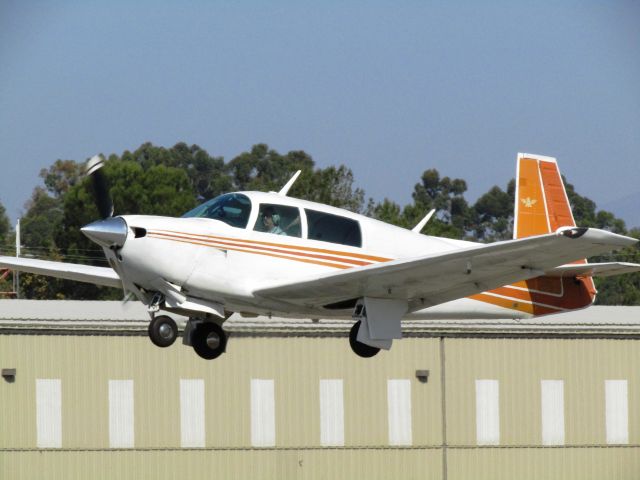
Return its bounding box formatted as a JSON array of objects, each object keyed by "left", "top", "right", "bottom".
[
  {"left": 253, "top": 228, "right": 637, "bottom": 308},
  {"left": 0, "top": 256, "right": 122, "bottom": 289}
]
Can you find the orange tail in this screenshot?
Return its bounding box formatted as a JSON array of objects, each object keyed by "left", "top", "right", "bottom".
[
  {"left": 472, "top": 154, "right": 596, "bottom": 316},
  {"left": 513, "top": 153, "right": 596, "bottom": 313},
  {"left": 514, "top": 153, "right": 577, "bottom": 238}
]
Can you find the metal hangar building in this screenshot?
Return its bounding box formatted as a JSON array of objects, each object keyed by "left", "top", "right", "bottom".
[{"left": 1, "top": 300, "right": 639, "bottom": 479}]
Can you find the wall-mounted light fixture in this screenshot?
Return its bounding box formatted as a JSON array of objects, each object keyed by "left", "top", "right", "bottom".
[
  {"left": 415, "top": 369, "right": 429, "bottom": 383},
  {"left": 2, "top": 368, "right": 16, "bottom": 383}
]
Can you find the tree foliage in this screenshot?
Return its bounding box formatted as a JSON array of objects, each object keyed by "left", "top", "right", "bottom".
[
  {"left": 0, "top": 201, "right": 9, "bottom": 246},
  {"left": 13, "top": 142, "right": 640, "bottom": 305},
  {"left": 0, "top": 201, "right": 12, "bottom": 296},
  {"left": 593, "top": 228, "right": 640, "bottom": 305}
]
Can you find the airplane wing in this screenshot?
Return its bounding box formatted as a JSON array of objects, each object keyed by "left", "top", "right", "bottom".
[
  {"left": 545, "top": 262, "right": 640, "bottom": 278},
  {"left": 253, "top": 228, "right": 638, "bottom": 309},
  {"left": 0, "top": 256, "right": 122, "bottom": 289}
]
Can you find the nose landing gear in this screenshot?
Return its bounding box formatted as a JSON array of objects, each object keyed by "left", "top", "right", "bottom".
[
  {"left": 147, "top": 314, "right": 229, "bottom": 360},
  {"left": 148, "top": 315, "right": 178, "bottom": 347}
]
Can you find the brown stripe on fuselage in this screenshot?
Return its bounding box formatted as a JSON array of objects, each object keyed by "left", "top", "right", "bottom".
[
  {"left": 471, "top": 276, "right": 595, "bottom": 315},
  {"left": 468, "top": 292, "right": 561, "bottom": 316},
  {"left": 146, "top": 233, "right": 352, "bottom": 270},
  {"left": 152, "top": 229, "right": 392, "bottom": 262},
  {"left": 148, "top": 231, "right": 372, "bottom": 266}
]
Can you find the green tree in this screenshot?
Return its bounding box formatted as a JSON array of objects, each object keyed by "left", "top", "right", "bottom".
[
  {"left": 227, "top": 144, "right": 314, "bottom": 192},
  {"left": 0, "top": 201, "right": 10, "bottom": 248},
  {"left": 593, "top": 228, "right": 640, "bottom": 305},
  {"left": 40, "top": 160, "right": 82, "bottom": 197},
  {"left": 565, "top": 177, "right": 626, "bottom": 233},
  {"left": 227, "top": 144, "right": 365, "bottom": 212},
  {"left": 0, "top": 200, "right": 12, "bottom": 296},
  {"left": 370, "top": 198, "right": 406, "bottom": 227},
  {"left": 411, "top": 169, "right": 472, "bottom": 238},
  {"left": 120, "top": 142, "right": 231, "bottom": 200},
  {"left": 292, "top": 165, "right": 365, "bottom": 213},
  {"left": 368, "top": 168, "right": 472, "bottom": 238},
  {"left": 472, "top": 180, "right": 515, "bottom": 241},
  {"left": 19, "top": 166, "right": 76, "bottom": 299}
]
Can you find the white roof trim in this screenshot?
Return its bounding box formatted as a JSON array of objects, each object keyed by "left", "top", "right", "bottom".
[
  {"left": 518, "top": 152, "right": 557, "bottom": 163},
  {"left": 1, "top": 301, "right": 640, "bottom": 337}
]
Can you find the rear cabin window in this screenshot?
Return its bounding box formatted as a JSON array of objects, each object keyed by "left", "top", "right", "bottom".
[
  {"left": 253, "top": 204, "right": 302, "bottom": 238},
  {"left": 305, "top": 209, "right": 362, "bottom": 247}
]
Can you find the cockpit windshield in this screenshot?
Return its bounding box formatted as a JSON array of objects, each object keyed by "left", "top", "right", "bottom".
[{"left": 181, "top": 193, "right": 252, "bottom": 228}]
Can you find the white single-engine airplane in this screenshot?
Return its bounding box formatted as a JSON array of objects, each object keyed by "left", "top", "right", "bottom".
[{"left": 2, "top": 153, "right": 639, "bottom": 359}]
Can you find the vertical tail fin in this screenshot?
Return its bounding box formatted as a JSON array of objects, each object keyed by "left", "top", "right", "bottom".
[
  {"left": 510, "top": 153, "right": 596, "bottom": 312},
  {"left": 514, "top": 153, "right": 576, "bottom": 239}
]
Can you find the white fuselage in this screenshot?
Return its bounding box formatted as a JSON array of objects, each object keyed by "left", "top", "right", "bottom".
[{"left": 111, "top": 191, "right": 526, "bottom": 320}]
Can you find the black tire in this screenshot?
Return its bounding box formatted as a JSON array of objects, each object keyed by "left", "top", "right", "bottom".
[
  {"left": 148, "top": 315, "right": 178, "bottom": 348},
  {"left": 349, "top": 320, "right": 380, "bottom": 358},
  {"left": 192, "top": 322, "right": 227, "bottom": 360}
]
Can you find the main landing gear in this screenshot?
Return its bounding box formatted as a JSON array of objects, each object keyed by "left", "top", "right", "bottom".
[
  {"left": 190, "top": 321, "right": 227, "bottom": 360},
  {"left": 348, "top": 297, "right": 406, "bottom": 358},
  {"left": 349, "top": 320, "right": 381, "bottom": 358},
  {"left": 147, "top": 314, "right": 228, "bottom": 360}
]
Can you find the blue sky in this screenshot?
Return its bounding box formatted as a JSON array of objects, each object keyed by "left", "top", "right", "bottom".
[{"left": 1, "top": 1, "right": 639, "bottom": 226}]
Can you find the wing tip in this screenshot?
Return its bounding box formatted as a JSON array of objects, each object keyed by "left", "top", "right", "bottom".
[{"left": 568, "top": 227, "right": 639, "bottom": 247}]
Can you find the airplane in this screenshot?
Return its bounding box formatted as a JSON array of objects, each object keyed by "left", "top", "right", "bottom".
[{"left": 1, "top": 153, "right": 639, "bottom": 360}]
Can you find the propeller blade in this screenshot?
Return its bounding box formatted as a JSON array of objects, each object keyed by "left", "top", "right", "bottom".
[{"left": 85, "top": 155, "right": 113, "bottom": 219}]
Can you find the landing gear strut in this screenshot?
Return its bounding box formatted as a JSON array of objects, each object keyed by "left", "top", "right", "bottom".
[
  {"left": 191, "top": 322, "right": 228, "bottom": 360},
  {"left": 349, "top": 320, "right": 380, "bottom": 358},
  {"left": 148, "top": 315, "right": 178, "bottom": 347}
]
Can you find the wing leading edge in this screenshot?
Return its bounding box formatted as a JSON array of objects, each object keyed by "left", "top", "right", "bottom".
[
  {"left": 253, "top": 228, "right": 638, "bottom": 310},
  {"left": 0, "top": 256, "right": 121, "bottom": 289}
]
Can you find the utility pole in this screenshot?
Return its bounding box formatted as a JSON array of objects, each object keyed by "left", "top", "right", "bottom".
[{"left": 14, "top": 218, "right": 20, "bottom": 299}]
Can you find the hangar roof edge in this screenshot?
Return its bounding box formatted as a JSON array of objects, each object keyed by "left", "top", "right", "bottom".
[{"left": 1, "top": 300, "right": 640, "bottom": 337}]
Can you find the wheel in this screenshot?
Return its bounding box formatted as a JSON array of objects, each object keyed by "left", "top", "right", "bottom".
[
  {"left": 148, "top": 315, "right": 178, "bottom": 348},
  {"left": 192, "top": 322, "right": 227, "bottom": 360},
  {"left": 349, "top": 320, "right": 380, "bottom": 358}
]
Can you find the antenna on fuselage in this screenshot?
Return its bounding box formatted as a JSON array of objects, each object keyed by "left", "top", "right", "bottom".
[
  {"left": 412, "top": 209, "right": 436, "bottom": 233},
  {"left": 278, "top": 170, "right": 302, "bottom": 196}
]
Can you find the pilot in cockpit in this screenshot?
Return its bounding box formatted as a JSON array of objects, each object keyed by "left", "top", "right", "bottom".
[{"left": 262, "top": 206, "right": 286, "bottom": 235}]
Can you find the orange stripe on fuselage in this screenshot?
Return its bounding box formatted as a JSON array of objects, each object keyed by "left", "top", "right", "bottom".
[
  {"left": 152, "top": 229, "right": 392, "bottom": 262},
  {"left": 468, "top": 292, "right": 561, "bottom": 316},
  {"left": 147, "top": 233, "right": 352, "bottom": 270},
  {"left": 148, "top": 231, "right": 373, "bottom": 266}
]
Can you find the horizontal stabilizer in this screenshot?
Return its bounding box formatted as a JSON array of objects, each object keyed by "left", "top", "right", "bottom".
[
  {"left": 545, "top": 262, "right": 640, "bottom": 278},
  {"left": 0, "top": 256, "right": 121, "bottom": 288}
]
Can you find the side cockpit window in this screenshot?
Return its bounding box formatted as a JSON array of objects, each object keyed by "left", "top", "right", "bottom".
[
  {"left": 305, "top": 209, "right": 361, "bottom": 247},
  {"left": 254, "top": 204, "right": 302, "bottom": 237},
  {"left": 181, "top": 193, "right": 252, "bottom": 228}
]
